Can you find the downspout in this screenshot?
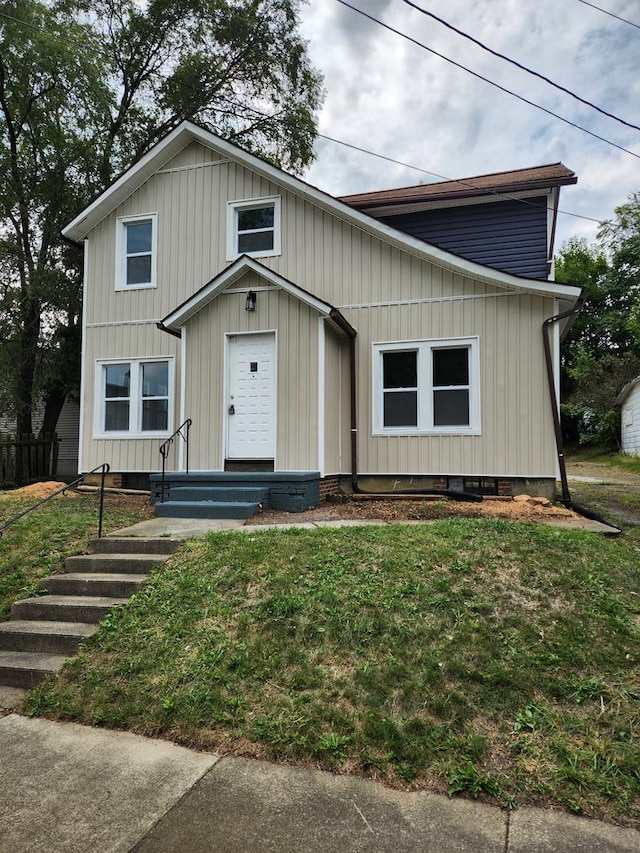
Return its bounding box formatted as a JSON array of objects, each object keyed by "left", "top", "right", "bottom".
[{"left": 542, "top": 294, "right": 621, "bottom": 532}]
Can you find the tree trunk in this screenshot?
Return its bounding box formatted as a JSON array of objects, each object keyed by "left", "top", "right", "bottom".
[{"left": 40, "top": 392, "right": 66, "bottom": 437}]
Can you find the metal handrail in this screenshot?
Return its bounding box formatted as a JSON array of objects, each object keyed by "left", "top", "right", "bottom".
[
  {"left": 0, "top": 463, "right": 111, "bottom": 539},
  {"left": 159, "top": 419, "right": 192, "bottom": 502}
]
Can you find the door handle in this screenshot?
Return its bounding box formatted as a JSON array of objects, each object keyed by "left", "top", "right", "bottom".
[{"left": 228, "top": 404, "right": 235, "bottom": 415}]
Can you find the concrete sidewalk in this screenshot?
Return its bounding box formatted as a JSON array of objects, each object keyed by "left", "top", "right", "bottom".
[{"left": 1, "top": 715, "right": 638, "bottom": 853}]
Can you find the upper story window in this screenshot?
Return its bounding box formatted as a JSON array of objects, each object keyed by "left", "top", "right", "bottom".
[
  {"left": 96, "top": 357, "right": 172, "bottom": 437},
  {"left": 373, "top": 337, "right": 480, "bottom": 435},
  {"left": 227, "top": 196, "right": 281, "bottom": 260},
  {"left": 115, "top": 213, "right": 157, "bottom": 290}
]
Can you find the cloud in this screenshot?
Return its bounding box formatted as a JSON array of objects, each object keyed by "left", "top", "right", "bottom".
[{"left": 299, "top": 0, "right": 639, "bottom": 248}]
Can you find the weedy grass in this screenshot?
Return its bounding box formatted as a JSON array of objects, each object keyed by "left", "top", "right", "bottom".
[
  {"left": 26, "top": 519, "right": 640, "bottom": 827},
  {"left": 0, "top": 491, "right": 153, "bottom": 619}
]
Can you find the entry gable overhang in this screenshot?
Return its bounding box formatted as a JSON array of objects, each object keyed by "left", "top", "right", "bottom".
[{"left": 158, "top": 256, "right": 356, "bottom": 338}]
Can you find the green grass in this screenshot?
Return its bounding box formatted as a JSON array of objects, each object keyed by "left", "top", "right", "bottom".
[
  {"left": 0, "top": 491, "right": 153, "bottom": 619},
  {"left": 26, "top": 520, "right": 640, "bottom": 827}
]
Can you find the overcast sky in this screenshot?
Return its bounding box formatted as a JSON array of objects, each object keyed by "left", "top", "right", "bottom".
[{"left": 298, "top": 0, "right": 640, "bottom": 251}]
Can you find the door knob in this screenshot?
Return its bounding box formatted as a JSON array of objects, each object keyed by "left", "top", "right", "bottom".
[{"left": 228, "top": 404, "right": 235, "bottom": 415}]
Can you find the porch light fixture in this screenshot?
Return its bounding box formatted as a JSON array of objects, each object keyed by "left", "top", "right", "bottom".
[{"left": 245, "top": 290, "right": 257, "bottom": 312}]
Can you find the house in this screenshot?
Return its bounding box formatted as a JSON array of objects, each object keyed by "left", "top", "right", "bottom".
[
  {"left": 615, "top": 377, "right": 640, "bottom": 456},
  {"left": 0, "top": 398, "right": 80, "bottom": 482},
  {"left": 62, "top": 121, "right": 581, "bottom": 516}
]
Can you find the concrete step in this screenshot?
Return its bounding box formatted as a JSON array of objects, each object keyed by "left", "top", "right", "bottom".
[
  {"left": 0, "top": 621, "right": 96, "bottom": 655},
  {"left": 64, "top": 553, "right": 164, "bottom": 575},
  {"left": 88, "top": 538, "right": 180, "bottom": 555},
  {"left": 40, "top": 573, "right": 148, "bottom": 598},
  {"left": 155, "top": 500, "right": 259, "bottom": 520},
  {"left": 0, "top": 651, "right": 68, "bottom": 688},
  {"left": 164, "top": 486, "right": 268, "bottom": 503},
  {"left": 11, "top": 595, "right": 128, "bottom": 624}
]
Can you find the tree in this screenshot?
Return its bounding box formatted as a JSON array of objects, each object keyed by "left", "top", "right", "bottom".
[
  {"left": 555, "top": 194, "right": 640, "bottom": 447},
  {"left": 0, "top": 0, "right": 322, "bottom": 439}
]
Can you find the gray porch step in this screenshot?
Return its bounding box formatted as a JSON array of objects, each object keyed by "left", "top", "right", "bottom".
[
  {"left": 0, "top": 621, "right": 96, "bottom": 655},
  {"left": 165, "top": 485, "right": 269, "bottom": 503},
  {"left": 155, "top": 500, "right": 259, "bottom": 520},
  {"left": 65, "top": 553, "right": 164, "bottom": 574},
  {"left": 11, "top": 595, "right": 128, "bottom": 624},
  {"left": 88, "top": 538, "right": 180, "bottom": 555},
  {"left": 0, "top": 651, "right": 68, "bottom": 688},
  {"left": 40, "top": 573, "right": 148, "bottom": 598}
]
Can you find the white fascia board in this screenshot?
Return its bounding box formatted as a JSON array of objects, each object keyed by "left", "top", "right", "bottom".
[
  {"left": 64, "top": 121, "right": 581, "bottom": 303},
  {"left": 162, "top": 256, "right": 335, "bottom": 330}
]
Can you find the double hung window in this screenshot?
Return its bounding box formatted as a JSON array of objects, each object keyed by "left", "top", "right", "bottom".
[
  {"left": 97, "top": 358, "right": 171, "bottom": 437},
  {"left": 116, "top": 214, "right": 157, "bottom": 290},
  {"left": 374, "top": 338, "right": 479, "bottom": 434},
  {"left": 227, "top": 197, "right": 281, "bottom": 260}
]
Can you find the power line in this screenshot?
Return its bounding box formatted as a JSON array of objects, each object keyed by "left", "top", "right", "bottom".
[
  {"left": 334, "top": 0, "right": 640, "bottom": 162},
  {"left": 575, "top": 0, "right": 640, "bottom": 30},
  {"left": 317, "top": 133, "right": 603, "bottom": 224},
  {"left": 400, "top": 0, "right": 640, "bottom": 133}
]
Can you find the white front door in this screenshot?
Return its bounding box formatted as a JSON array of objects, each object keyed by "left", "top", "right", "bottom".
[{"left": 226, "top": 333, "right": 276, "bottom": 460}]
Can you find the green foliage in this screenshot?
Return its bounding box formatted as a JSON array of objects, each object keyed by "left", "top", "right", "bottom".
[
  {"left": 556, "top": 194, "right": 640, "bottom": 448},
  {"left": 27, "top": 521, "right": 640, "bottom": 825},
  {"left": 0, "top": 0, "right": 322, "bottom": 431}
]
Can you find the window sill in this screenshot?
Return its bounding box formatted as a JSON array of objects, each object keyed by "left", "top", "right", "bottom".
[
  {"left": 226, "top": 249, "right": 281, "bottom": 263},
  {"left": 115, "top": 282, "right": 157, "bottom": 292},
  {"left": 95, "top": 431, "right": 172, "bottom": 440},
  {"left": 373, "top": 427, "right": 481, "bottom": 437}
]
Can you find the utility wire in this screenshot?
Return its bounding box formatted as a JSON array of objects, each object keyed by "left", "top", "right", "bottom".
[
  {"left": 334, "top": 0, "right": 640, "bottom": 161},
  {"left": 0, "top": 3, "right": 613, "bottom": 226},
  {"left": 318, "top": 132, "right": 603, "bottom": 224},
  {"left": 401, "top": 0, "right": 640, "bottom": 133},
  {"left": 575, "top": 0, "right": 640, "bottom": 30}
]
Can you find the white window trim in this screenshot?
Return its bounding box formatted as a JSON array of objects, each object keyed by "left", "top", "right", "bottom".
[
  {"left": 226, "top": 196, "right": 281, "bottom": 261},
  {"left": 115, "top": 213, "right": 158, "bottom": 291},
  {"left": 372, "top": 337, "right": 481, "bottom": 436},
  {"left": 94, "top": 356, "right": 174, "bottom": 439}
]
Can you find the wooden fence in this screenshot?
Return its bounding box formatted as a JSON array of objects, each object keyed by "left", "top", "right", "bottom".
[{"left": 0, "top": 433, "right": 59, "bottom": 486}]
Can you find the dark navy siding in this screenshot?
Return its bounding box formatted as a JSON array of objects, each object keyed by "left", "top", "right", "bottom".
[{"left": 379, "top": 196, "right": 548, "bottom": 279}]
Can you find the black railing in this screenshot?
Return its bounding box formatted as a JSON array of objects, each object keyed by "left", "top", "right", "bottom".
[
  {"left": 159, "top": 419, "right": 192, "bottom": 502},
  {"left": 0, "top": 463, "right": 111, "bottom": 539}
]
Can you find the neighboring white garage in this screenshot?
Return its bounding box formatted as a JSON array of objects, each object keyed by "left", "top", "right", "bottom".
[{"left": 616, "top": 376, "right": 640, "bottom": 456}]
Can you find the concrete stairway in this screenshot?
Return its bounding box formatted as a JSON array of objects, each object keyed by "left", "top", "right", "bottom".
[{"left": 0, "top": 537, "right": 179, "bottom": 689}]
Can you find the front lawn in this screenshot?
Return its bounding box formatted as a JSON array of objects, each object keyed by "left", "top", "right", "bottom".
[{"left": 27, "top": 520, "right": 640, "bottom": 827}]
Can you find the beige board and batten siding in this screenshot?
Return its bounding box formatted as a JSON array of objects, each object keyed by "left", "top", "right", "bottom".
[
  {"left": 348, "top": 289, "right": 555, "bottom": 478},
  {"left": 83, "top": 139, "right": 559, "bottom": 477},
  {"left": 81, "top": 323, "right": 180, "bottom": 472},
  {"left": 322, "top": 328, "right": 351, "bottom": 476},
  {"left": 183, "top": 282, "right": 319, "bottom": 471}
]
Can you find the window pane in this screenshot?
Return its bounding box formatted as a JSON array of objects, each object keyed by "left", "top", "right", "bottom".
[
  {"left": 105, "top": 400, "right": 130, "bottom": 431},
  {"left": 384, "top": 390, "right": 418, "bottom": 427},
  {"left": 237, "top": 206, "right": 274, "bottom": 231},
  {"left": 433, "top": 348, "right": 469, "bottom": 386},
  {"left": 142, "top": 400, "right": 168, "bottom": 431},
  {"left": 434, "top": 389, "right": 469, "bottom": 426},
  {"left": 238, "top": 231, "right": 274, "bottom": 253},
  {"left": 383, "top": 351, "right": 417, "bottom": 389},
  {"left": 127, "top": 255, "right": 152, "bottom": 285},
  {"left": 126, "top": 221, "right": 152, "bottom": 254},
  {"left": 142, "top": 362, "right": 168, "bottom": 397},
  {"left": 105, "top": 364, "right": 130, "bottom": 398}
]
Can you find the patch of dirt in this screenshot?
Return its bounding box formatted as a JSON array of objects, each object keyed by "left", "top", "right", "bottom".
[
  {"left": 566, "top": 460, "right": 640, "bottom": 485},
  {"left": 248, "top": 495, "right": 578, "bottom": 526}
]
